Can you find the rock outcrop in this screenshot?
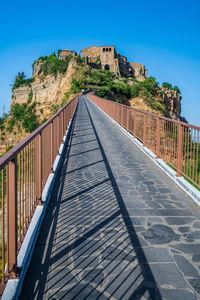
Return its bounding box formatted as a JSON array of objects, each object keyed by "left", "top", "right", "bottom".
[
  {"left": 12, "top": 59, "right": 77, "bottom": 120},
  {"left": 161, "top": 88, "right": 181, "bottom": 119}
]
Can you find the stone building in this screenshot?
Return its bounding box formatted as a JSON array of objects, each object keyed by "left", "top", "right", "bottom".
[
  {"left": 129, "top": 62, "right": 148, "bottom": 80},
  {"left": 81, "top": 45, "right": 147, "bottom": 80},
  {"left": 59, "top": 49, "right": 77, "bottom": 60}
]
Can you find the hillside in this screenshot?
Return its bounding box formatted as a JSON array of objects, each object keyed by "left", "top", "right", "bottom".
[{"left": 0, "top": 49, "right": 183, "bottom": 156}]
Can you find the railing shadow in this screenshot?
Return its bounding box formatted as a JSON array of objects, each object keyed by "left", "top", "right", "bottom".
[{"left": 19, "top": 97, "right": 162, "bottom": 300}]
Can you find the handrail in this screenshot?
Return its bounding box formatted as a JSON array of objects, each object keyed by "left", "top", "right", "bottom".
[
  {"left": 88, "top": 93, "right": 200, "bottom": 189},
  {"left": 0, "top": 96, "right": 78, "bottom": 169},
  {"left": 0, "top": 94, "right": 79, "bottom": 290}
]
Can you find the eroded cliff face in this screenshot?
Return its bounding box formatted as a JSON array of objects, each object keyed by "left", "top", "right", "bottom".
[
  {"left": 0, "top": 59, "right": 78, "bottom": 150},
  {"left": 12, "top": 59, "right": 78, "bottom": 119},
  {"left": 129, "top": 89, "right": 181, "bottom": 119},
  {"left": 161, "top": 88, "right": 181, "bottom": 119}
]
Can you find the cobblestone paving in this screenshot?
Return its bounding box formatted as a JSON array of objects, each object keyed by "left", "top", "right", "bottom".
[{"left": 20, "top": 96, "right": 200, "bottom": 300}]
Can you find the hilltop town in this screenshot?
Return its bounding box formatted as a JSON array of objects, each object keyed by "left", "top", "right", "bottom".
[
  {"left": 0, "top": 45, "right": 182, "bottom": 155},
  {"left": 58, "top": 46, "right": 147, "bottom": 81}
]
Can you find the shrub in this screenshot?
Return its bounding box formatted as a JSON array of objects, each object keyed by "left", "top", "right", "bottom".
[
  {"left": 11, "top": 103, "right": 27, "bottom": 121},
  {"left": 27, "top": 90, "right": 33, "bottom": 103},
  {"left": 162, "top": 82, "right": 172, "bottom": 89},
  {"left": 173, "top": 85, "right": 181, "bottom": 94},
  {"left": 50, "top": 103, "right": 60, "bottom": 115},
  {"left": 22, "top": 102, "right": 39, "bottom": 132},
  {"left": 12, "top": 72, "right": 35, "bottom": 90},
  {"left": 33, "top": 52, "right": 73, "bottom": 76},
  {"left": 96, "top": 86, "right": 111, "bottom": 98},
  {"left": 8, "top": 102, "right": 39, "bottom": 133}
]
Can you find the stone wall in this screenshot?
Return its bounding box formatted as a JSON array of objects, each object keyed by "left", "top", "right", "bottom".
[
  {"left": 129, "top": 62, "right": 147, "bottom": 80},
  {"left": 59, "top": 49, "right": 77, "bottom": 60}
]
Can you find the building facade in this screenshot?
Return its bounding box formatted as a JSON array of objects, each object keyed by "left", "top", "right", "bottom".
[{"left": 81, "top": 45, "right": 147, "bottom": 80}]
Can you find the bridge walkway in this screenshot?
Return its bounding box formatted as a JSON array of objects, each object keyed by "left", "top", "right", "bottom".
[{"left": 20, "top": 95, "right": 200, "bottom": 300}]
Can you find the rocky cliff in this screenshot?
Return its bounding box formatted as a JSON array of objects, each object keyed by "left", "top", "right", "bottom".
[
  {"left": 0, "top": 59, "right": 78, "bottom": 150},
  {"left": 12, "top": 59, "right": 78, "bottom": 119}
]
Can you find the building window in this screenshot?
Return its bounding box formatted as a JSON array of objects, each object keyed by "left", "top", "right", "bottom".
[
  {"left": 103, "top": 48, "right": 105, "bottom": 52},
  {"left": 109, "top": 48, "right": 111, "bottom": 52},
  {"left": 60, "top": 55, "right": 62, "bottom": 58},
  {"left": 106, "top": 48, "right": 108, "bottom": 52}
]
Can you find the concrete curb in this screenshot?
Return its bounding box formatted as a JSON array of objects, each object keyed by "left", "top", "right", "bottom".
[
  {"left": 87, "top": 96, "right": 200, "bottom": 206},
  {"left": 2, "top": 101, "right": 79, "bottom": 300}
]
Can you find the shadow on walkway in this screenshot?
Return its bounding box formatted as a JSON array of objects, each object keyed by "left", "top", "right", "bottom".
[{"left": 19, "top": 97, "right": 164, "bottom": 299}]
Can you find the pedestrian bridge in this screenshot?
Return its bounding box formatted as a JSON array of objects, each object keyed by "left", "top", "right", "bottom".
[{"left": 1, "top": 95, "right": 200, "bottom": 299}]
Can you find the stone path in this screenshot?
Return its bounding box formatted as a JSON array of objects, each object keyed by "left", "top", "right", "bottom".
[{"left": 20, "top": 95, "right": 200, "bottom": 300}]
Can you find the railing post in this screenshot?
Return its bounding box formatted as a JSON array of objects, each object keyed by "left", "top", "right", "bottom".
[
  {"left": 50, "top": 121, "right": 53, "bottom": 172},
  {"left": 36, "top": 133, "right": 42, "bottom": 205},
  {"left": 176, "top": 122, "right": 183, "bottom": 177},
  {"left": 122, "top": 105, "right": 124, "bottom": 127},
  {"left": 61, "top": 110, "right": 64, "bottom": 140},
  {"left": 57, "top": 115, "right": 60, "bottom": 153},
  {"left": 134, "top": 110, "right": 137, "bottom": 138},
  {"left": 127, "top": 107, "right": 130, "bottom": 132},
  {"left": 156, "top": 118, "right": 161, "bottom": 158},
  {"left": 7, "top": 156, "right": 17, "bottom": 277},
  {"left": 143, "top": 113, "right": 147, "bottom": 146}
]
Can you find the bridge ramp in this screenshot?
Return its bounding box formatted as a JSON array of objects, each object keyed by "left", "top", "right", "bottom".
[{"left": 20, "top": 95, "right": 200, "bottom": 300}]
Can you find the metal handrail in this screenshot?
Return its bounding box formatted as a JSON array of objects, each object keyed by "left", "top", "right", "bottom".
[
  {"left": 0, "top": 94, "right": 79, "bottom": 290},
  {"left": 88, "top": 93, "right": 200, "bottom": 189}
]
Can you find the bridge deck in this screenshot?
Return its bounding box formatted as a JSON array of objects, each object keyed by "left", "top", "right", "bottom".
[{"left": 20, "top": 95, "right": 200, "bottom": 300}]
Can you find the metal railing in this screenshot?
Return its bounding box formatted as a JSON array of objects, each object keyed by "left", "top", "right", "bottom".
[
  {"left": 0, "top": 95, "right": 78, "bottom": 290},
  {"left": 88, "top": 94, "right": 200, "bottom": 189}
]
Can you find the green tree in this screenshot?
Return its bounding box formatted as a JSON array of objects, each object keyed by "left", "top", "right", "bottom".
[
  {"left": 173, "top": 85, "right": 181, "bottom": 94},
  {"left": 162, "top": 82, "right": 172, "bottom": 89}
]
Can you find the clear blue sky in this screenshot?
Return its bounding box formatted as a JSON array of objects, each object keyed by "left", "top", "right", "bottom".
[{"left": 0, "top": 0, "right": 200, "bottom": 125}]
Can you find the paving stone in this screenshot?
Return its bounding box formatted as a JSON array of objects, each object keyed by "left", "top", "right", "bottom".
[
  {"left": 170, "top": 243, "right": 200, "bottom": 253},
  {"left": 160, "top": 288, "right": 197, "bottom": 300},
  {"left": 165, "top": 217, "right": 195, "bottom": 225},
  {"left": 148, "top": 263, "right": 187, "bottom": 288},
  {"left": 173, "top": 254, "right": 199, "bottom": 277},
  {"left": 142, "top": 224, "right": 179, "bottom": 244},
  {"left": 139, "top": 247, "right": 173, "bottom": 263},
  {"left": 188, "top": 278, "right": 200, "bottom": 294},
  {"left": 178, "top": 226, "right": 191, "bottom": 233},
  {"left": 192, "top": 254, "right": 200, "bottom": 262},
  {"left": 186, "top": 231, "right": 200, "bottom": 239},
  {"left": 193, "top": 221, "right": 200, "bottom": 228},
  {"left": 131, "top": 217, "right": 146, "bottom": 225}
]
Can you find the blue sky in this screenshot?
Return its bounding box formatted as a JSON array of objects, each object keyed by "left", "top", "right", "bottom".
[{"left": 0, "top": 0, "right": 200, "bottom": 125}]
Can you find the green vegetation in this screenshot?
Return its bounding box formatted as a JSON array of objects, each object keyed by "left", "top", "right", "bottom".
[
  {"left": 7, "top": 102, "right": 39, "bottom": 133},
  {"left": 162, "top": 82, "right": 181, "bottom": 94},
  {"left": 12, "top": 72, "right": 35, "bottom": 90},
  {"left": 66, "top": 67, "right": 166, "bottom": 114},
  {"left": 33, "top": 52, "right": 73, "bottom": 76},
  {"left": 50, "top": 103, "right": 60, "bottom": 115},
  {"left": 27, "top": 90, "right": 33, "bottom": 103},
  {"left": 0, "top": 114, "right": 8, "bottom": 131}
]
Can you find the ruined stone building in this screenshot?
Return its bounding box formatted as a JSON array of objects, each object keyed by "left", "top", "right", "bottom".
[
  {"left": 58, "top": 45, "right": 147, "bottom": 80},
  {"left": 59, "top": 49, "right": 77, "bottom": 60},
  {"left": 81, "top": 45, "right": 148, "bottom": 80}
]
